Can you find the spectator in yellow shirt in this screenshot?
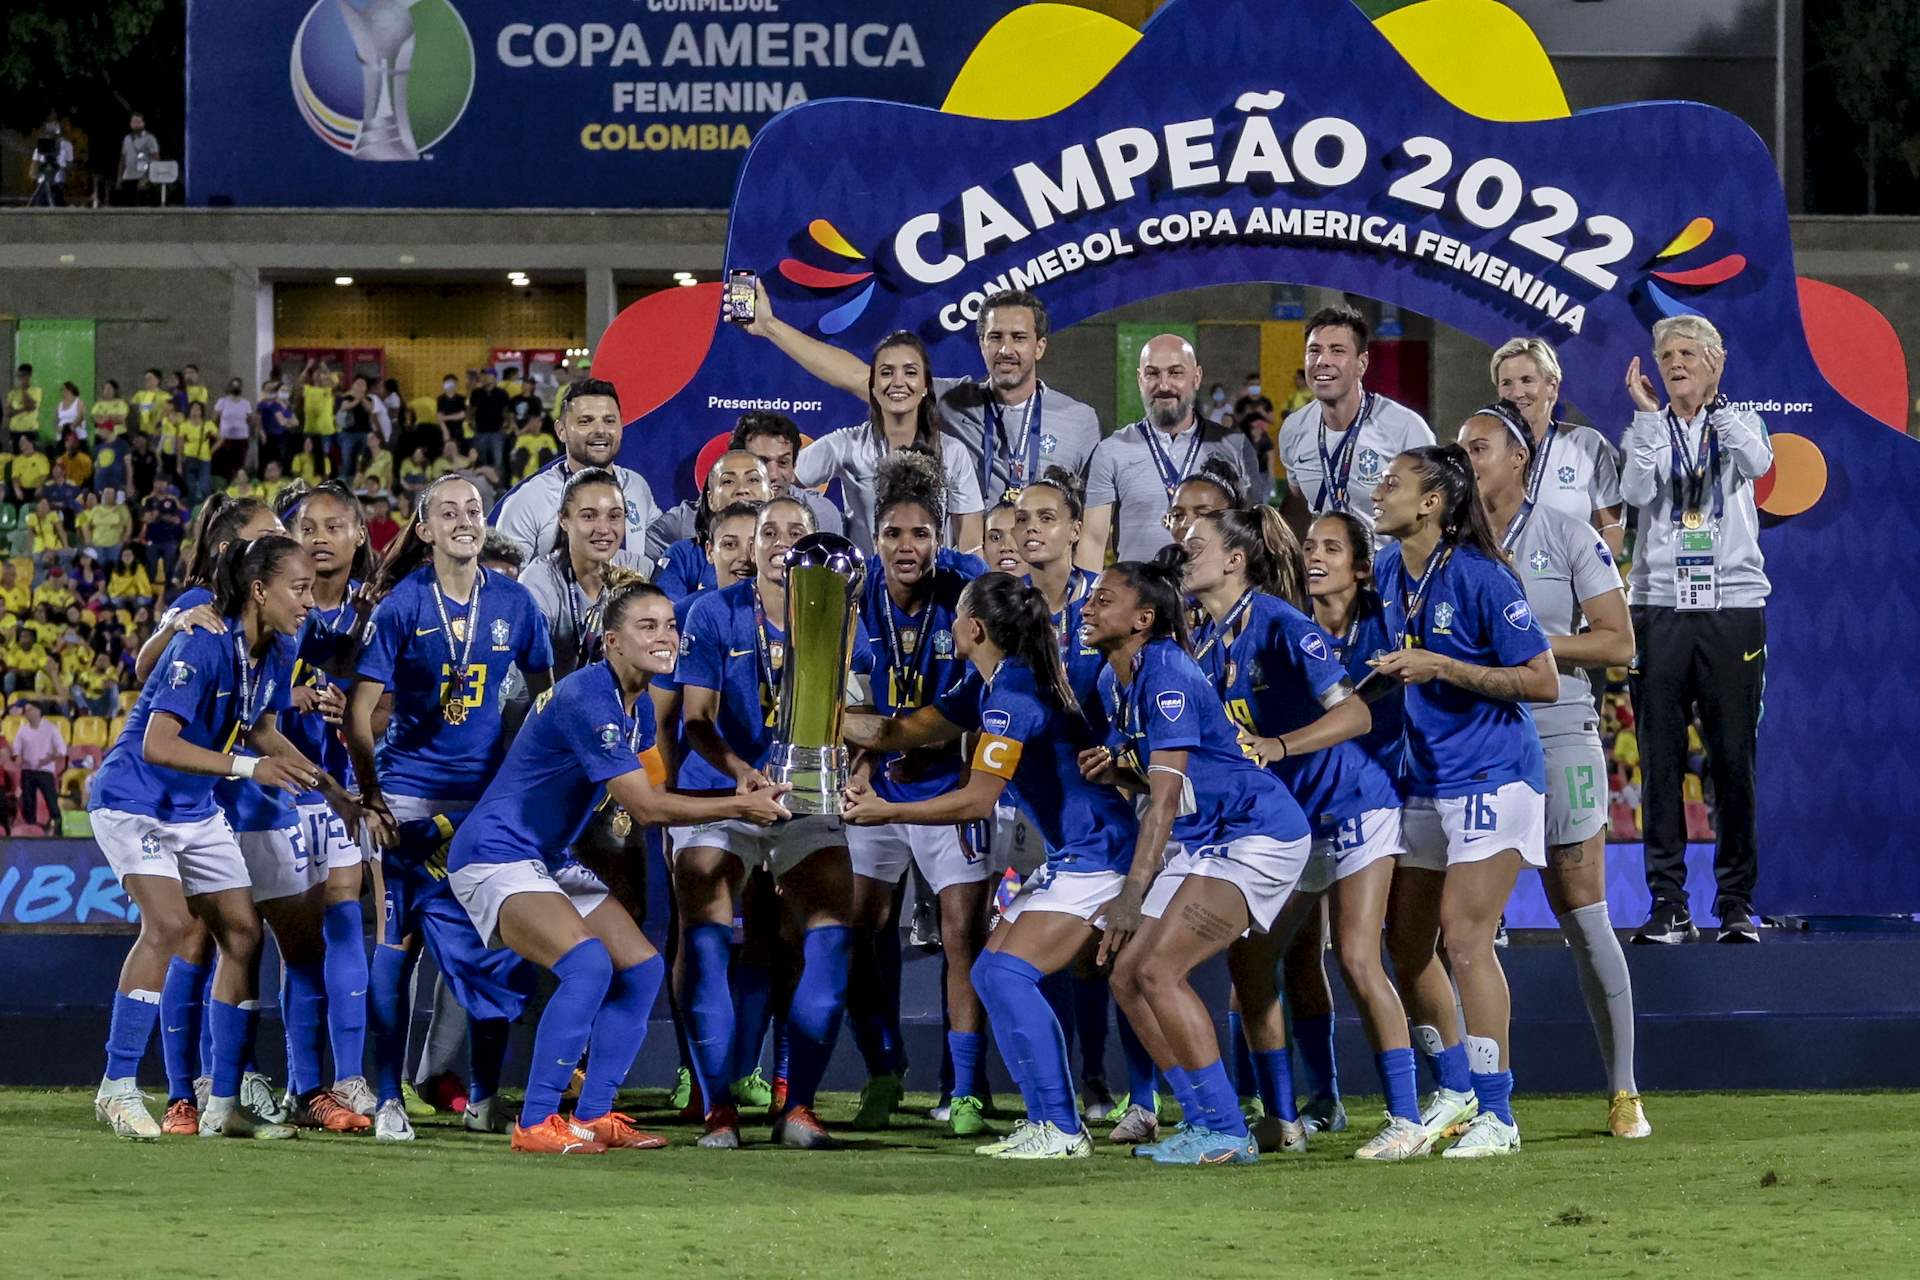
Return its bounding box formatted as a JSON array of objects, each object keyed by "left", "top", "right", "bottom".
[
  {"left": 130, "top": 368, "right": 168, "bottom": 432},
  {"left": 292, "top": 435, "right": 332, "bottom": 485},
  {"left": 353, "top": 434, "right": 393, "bottom": 495},
  {"left": 27, "top": 498, "right": 68, "bottom": 556},
  {"left": 226, "top": 467, "right": 259, "bottom": 500},
  {"left": 86, "top": 488, "right": 133, "bottom": 558},
  {"left": 181, "top": 363, "right": 209, "bottom": 409},
  {"left": 3, "top": 623, "right": 47, "bottom": 695},
  {"left": 430, "top": 437, "right": 477, "bottom": 479},
  {"left": 92, "top": 379, "right": 129, "bottom": 434},
  {"left": 109, "top": 547, "right": 155, "bottom": 605},
  {"left": 179, "top": 401, "right": 215, "bottom": 501},
  {"left": 7, "top": 364, "right": 42, "bottom": 442},
  {"left": 398, "top": 445, "right": 432, "bottom": 496},
  {"left": 258, "top": 459, "right": 288, "bottom": 506},
  {"left": 32, "top": 564, "right": 76, "bottom": 610},
  {"left": 156, "top": 403, "right": 184, "bottom": 466},
  {"left": 0, "top": 562, "right": 27, "bottom": 615},
  {"left": 31, "top": 656, "right": 69, "bottom": 713},
  {"left": 76, "top": 651, "right": 117, "bottom": 719},
  {"left": 511, "top": 420, "right": 558, "bottom": 483},
  {"left": 11, "top": 436, "right": 51, "bottom": 503},
  {"left": 59, "top": 435, "right": 93, "bottom": 488},
  {"left": 302, "top": 359, "right": 339, "bottom": 439}
]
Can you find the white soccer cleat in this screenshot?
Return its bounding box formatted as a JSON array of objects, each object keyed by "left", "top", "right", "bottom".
[
  {"left": 241, "top": 1071, "right": 289, "bottom": 1124},
  {"left": 334, "top": 1075, "right": 377, "bottom": 1118},
  {"left": 1107, "top": 1102, "right": 1160, "bottom": 1145},
  {"left": 1442, "top": 1111, "right": 1521, "bottom": 1158},
  {"left": 1420, "top": 1087, "right": 1478, "bottom": 1141},
  {"left": 1299, "top": 1094, "right": 1347, "bottom": 1134},
  {"left": 1608, "top": 1091, "right": 1652, "bottom": 1139},
  {"left": 374, "top": 1098, "right": 416, "bottom": 1142},
  {"left": 200, "top": 1095, "right": 298, "bottom": 1140},
  {"left": 973, "top": 1118, "right": 1033, "bottom": 1156},
  {"left": 192, "top": 1074, "right": 211, "bottom": 1114},
  {"left": 463, "top": 1096, "right": 511, "bottom": 1134},
  {"left": 1353, "top": 1114, "right": 1435, "bottom": 1161},
  {"left": 1251, "top": 1113, "right": 1309, "bottom": 1154},
  {"left": 991, "top": 1120, "right": 1092, "bottom": 1160},
  {"left": 94, "top": 1076, "right": 161, "bottom": 1141}
]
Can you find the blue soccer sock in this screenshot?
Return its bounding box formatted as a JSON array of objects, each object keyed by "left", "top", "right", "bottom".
[
  {"left": 1040, "top": 968, "right": 1076, "bottom": 1060},
  {"left": 467, "top": 1017, "right": 510, "bottom": 1106},
  {"left": 197, "top": 963, "right": 216, "bottom": 1078},
  {"left": 1377, "top": 1047, "right": 1420, "bottom": 1122},
  {"left": 1294, "top": 1012, "right": 1339, "bottom": 1101},
  {"left": 1414, "top": 1023, "right": 1472, "bottom": 1093},
  {"left": 783, "top": 926, "right": 851, "bottom": 1111},
  {"left": 104, "top": 988, "right": 161, "bottom": 1081},
  {"left": 846, "top": 925, "right": 902, "bottom": 1078},
  {"left": 519, "top": 938, "right": 612, "bottom": 1127},
  {"left": 159, "top": 958, "right": 207, "bottom": 1099},
  {"left": 774, "top": 1014, "right": 791, "bottom": 1082},
  {"left": 948, "top": 1030, "right": 985, "bottom": 1101},
  {"left": 1471, "top": 1069, "right": 1516, "bottom": 1126},
  {"left": 684, "top": 923, "right": 737, "bottom": 1108},
  {"left": 1252, "top": 1048, "right": 1299, "bottom": 1123},
  {"left": 321, "top": 900, "right": 368, "bottom": 1083},
  {"left": 1115, "top": 1008, "right": 1158, "bottom": 1110},
  {"left": 281, "top": 962, "right": 328, "bottom": 1096},
  {"left": 577, "top": 956, "right": 665, "bottom": 1121},
  {"left": 728, "top": 953, "right": 772, "bottom": 1083},
  {"left": 1071, "top": 974, "right": 1110, "bottom": 1083},
  {"left": 874, "top": 915, "right": 905, "bottom": 1074},
  {"left": 368, "top": 944, "right": 414, "bottom": 1106},
  {"left": 207, "top": 999, "right": 260, "bottom": 1100},
  {"left": 1227, "top": 1011, "right": 1258, "bottom": 1098},
  {"left": 1188, "top": 1059, "right": 1249, "bottom": 1137},
  {"left": 1162, "top": 1065, "right": 1198, "bottom": 1122},
  {"left": 971, "top": 951, "right": 1078, "bottom": 1132}
]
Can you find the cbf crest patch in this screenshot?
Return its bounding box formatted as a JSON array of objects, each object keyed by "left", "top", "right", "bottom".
[
  {"left": 1432, "top": 602, "right": 1455, "bottom": 634},
  {"left": 625, "top": 498, "right": 642, "bottom": 527},
  {"left": 931, "top": 629, "right": 954, "bottom": 658},
  {"left": 140, "top": 832, "right": 163, "bottom": 857},
  {"left": 1356, "top": 448, "right": 1384, "bottom": 485},
  {"left": 1557, "top": 464, "right": 1577, "bottom": 486},
  {"left": 491, "top": 618, "right": 511, "bottom": 650}
]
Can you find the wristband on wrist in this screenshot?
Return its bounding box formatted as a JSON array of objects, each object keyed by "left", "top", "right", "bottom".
[{"left": 228, "top": 755, "right": 258, "bottom": 780}]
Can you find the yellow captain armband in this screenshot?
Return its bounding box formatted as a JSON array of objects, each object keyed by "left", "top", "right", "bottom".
[{"left": 970, "top": 733, "right": 1023, "bottom": 781}]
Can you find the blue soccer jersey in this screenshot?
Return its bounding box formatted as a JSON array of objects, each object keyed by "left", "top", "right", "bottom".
[
  {"left": 671, "top": 579, "right": 871, "bottom": 791},
  {"left": 1035, "top": 568, "right": 1109, "bottom": 736},
  {"left": 1328, "top": 599, "right": 1405, "bottom": 781},
  {"left": 1099, "top": 636, "right": 1310, "bottom": 848},
  {"left": 937, "top": 657, "right": 1137, "bottom": 874},
  {"left": 92, "top": 622, "right": 296, "bottom": 823},
  {"left": 450, "top": 662, "right": 658, "bottom": 875},
  {"left": 1194, "top": 592, "right": 1398, "bottom": 832},
  {"left": 280, "top": 582, "right": 362, "bottom": 806},
  {"left": 356, "top": 565, "right": 554, "bottom": 800},
  {"left": 1374, "top": 543, "right": 1550, "bottom": 797},
  {"left": 859, "top": 549, "right": 982, "bottom": 804},
  {"left": 655, "top": 537, "right": 717, "bottom": 603}
]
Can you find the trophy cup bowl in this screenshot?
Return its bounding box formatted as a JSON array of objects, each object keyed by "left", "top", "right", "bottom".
[{"left": 765, "top": 532, "right": 866, "bottom": 816}]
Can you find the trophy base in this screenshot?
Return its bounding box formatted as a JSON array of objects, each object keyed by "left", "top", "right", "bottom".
[{"left": 766, "top": 743, "right": 848, "bottom": 818}]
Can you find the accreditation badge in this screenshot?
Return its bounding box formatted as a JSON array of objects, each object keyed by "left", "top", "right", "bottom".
[{"left": 1674, "top": 526, "right": 1719, "bottom": 612}]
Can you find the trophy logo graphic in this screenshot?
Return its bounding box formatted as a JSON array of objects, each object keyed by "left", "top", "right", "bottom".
[{"left": 292, "top": 0, "right": 475, "bottom": 162}]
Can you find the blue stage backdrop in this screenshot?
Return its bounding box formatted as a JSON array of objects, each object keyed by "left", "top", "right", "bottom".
[
  {"left": 184, "top": 0, "right": 1019, "bottom": 208},
  {"left": 596, "top": 0, "right": 1920, "bottom": 916}
]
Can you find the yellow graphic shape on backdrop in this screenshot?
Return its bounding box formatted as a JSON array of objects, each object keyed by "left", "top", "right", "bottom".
[{"left": 941, "top": 4, "right": 1141, "bottom": 119}]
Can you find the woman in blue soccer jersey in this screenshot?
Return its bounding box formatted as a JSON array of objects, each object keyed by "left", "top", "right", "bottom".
[
  {"left": 841, "top": 451, "right": 990, "bottom": 1135},
  {"left": 1182, "top": 508, "right": 1428, "bottom": 1159},
  {"left": 1367, "top": 444, "right": 1559, "bottom": 1158},
  {"left": 843, "top": 572, "right": 1141, "bottom": 1159},
  {"left": 672, "top": 495, "right": 860, "bottom": 1150},
  {"left": 1162, "top": 458, "right": 1244, "bottom": 548},
  {"left": 130, "top": 495, "right": 291, "bottom": 1132},
  {"left": 1460, "top": 408, "right": 1648, "bottom": 1140},
  {"left": 653, "top": 450, "right": 771, "bottom": 603},
  {"left": 89, "top": 535, "right": 354, "bottom": 1141},
  {"left": 1078, "top": 556, "right": 1314, "bottom": 1167},
  {"left": 276, "top": 481, "right": 382, "bottom": 1120},
  {"left": 982, "top": 496, "right": 1027, "bottom": 577},
  {"left": 445, "top": 574, "right": 789, "bottom": 1156},
  {"left": 345, "top": 472, "right": 556, "bottom": 1142}
]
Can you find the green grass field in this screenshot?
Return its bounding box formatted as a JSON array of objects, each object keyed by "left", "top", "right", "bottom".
[{"left": 6, "top": 1088, "right": 1917, "bottom": 1278}]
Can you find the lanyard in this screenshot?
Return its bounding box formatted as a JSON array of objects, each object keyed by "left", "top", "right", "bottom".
[
  {"left": 878, "top": 580, "right": 930, "bottom": 708},
  {"left": 560, "top": 561, "right": 602, "bottom": 672},
  {"left": 982, "top": 385, "right": 1045, "bottom": 498},
  {"left": 1396, "top": 546, "right": 1454, "bottom": 649},
  {"left": 604, "top": 662, "right": 647, "bottom": 755},
  {"left": 750, "top": 584, "right": 783, "bottom": 708},
  {"left": 1140, "top": 419, "right": 1206, "bottom": 500},
  {"left": 1191, "top": 590, "right": 1256, "bottom": 685},
  {"left": 1049, "top": 568, "right": 1094, "bottom": 667},
  {"left": 1499, "top": 422, "right": 1559, "bottom": 552},
  {"left": 233, "top": 632, "right": 264, "bottom": 728},
  {"left": 1664, "top": 409, "right": 1722, "bottom": 526},
  {"left": 431, "top": 568, "right": 483, "bottom": 691},
  {"left": 1315, "top": 393, "right": 1374, "bottom": 514}
]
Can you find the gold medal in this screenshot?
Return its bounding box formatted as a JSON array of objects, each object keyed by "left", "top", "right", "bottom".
[
  {"left": 1224, "top": 660, "right": 1238, "bottom": 688},
  {"left": 610, "top": 809, "right": 633, "bottom": 838},
  {"left": 900, "top": 628, "right": 918, "bottom": 655},
  {"left": 770, "top": 642, "right": 785, "bottom": 671},
  {"left": 1681, "top": 509, "right": 1704, "bottom": 530},
  {"left": 442, "top": 698, "right": 468, "bottom": 725}
]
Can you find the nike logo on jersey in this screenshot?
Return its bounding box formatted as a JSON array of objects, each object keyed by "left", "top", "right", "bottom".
[
  {"left": 1743, "top": 648, "right": 1764, "bottom": 662},
  {"left": 213, "top": 691, "right": 230, "bottom": 699},
  {"left": 416, "top": 626, "right": 440, "bottom": 636},
  {"left": 728, "top": 647, "right": 754, "bottom": 657}
]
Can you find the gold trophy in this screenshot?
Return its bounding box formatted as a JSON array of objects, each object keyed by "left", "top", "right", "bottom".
[{"left": 767, "top": 532, "right": 866, "bottom": 815}]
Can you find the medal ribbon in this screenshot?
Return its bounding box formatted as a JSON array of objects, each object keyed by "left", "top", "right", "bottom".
[
  {"left": 878, "top": 577, "right": 931, "bottom": 708},
  {"left": 1502, "top": 422, "right": 1559, "bottom": 552},
  {"left": 750, "top": 583, "right": 782, "bottom": 712},
  {"left": 1396, "top": 545, "right": 1455, "bottom": 650},
  {"left": 233, "top": 631, "right": 264, "bottom": 730},
  {"left": 1664, "top": 408, "right": 1723, "bottom": 526},
  {"left": 1191, "top": 588, "right": 1256, "bottom": 678},
  {"left": 432, "top": 568, "right": 483, "bottom": 704},
  {"left": 982, "top": 385, "right": 1045, "bottom": 498},
  {"left": 1140, "top": 417, "right": 1206, "bottom": 500},
  {"left": 1314, "top": 392, "right": 1374, "bottom": 514}
]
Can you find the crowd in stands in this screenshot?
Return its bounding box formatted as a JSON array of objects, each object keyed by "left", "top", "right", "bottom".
[{"left": 0, "top": 356, "right": 573, "bottom": 833}]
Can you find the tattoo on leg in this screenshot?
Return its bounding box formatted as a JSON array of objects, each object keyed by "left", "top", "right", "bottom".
[
  {"left": 1179, "top": 901, "right": 1238, "bottom": 944},
  {"left": 1549, "top": 843, "right": 1585, "bottom": 867}
]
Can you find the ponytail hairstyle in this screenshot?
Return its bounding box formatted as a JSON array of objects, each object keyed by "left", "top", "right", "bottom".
[
  {"left": 278, "top": 478, "right": 376, "bottom": 583},
  {"left": 1115, "top": 552, "right": 1193, "bottom": 651},
  {"left": 601, "top": 565, "right": 671, "bottom": 634},
  {"left": 1472, "top": 398, "right": 1534, "bottom": 465},
  {"left": 551, "top": 465, "right": 623, "bottom": 569},
  {"left": 212, "top": 534, "right": 307, "bottom": 617},
  {"left": 874, "top": 447, "right": 948, "bottom": 540},
  {"left": 1204, "top": 506, "right": 1308, "bottom": 608},
  {"left": 1398, "top": 444, "right": 1511, "bottom": 571},
  {"left": 371, "top": 472, "right": 477, "bottom": 599},
  {"left": 705, "top": 498, "right": 765, "bottom": 548},
  {"left": 1024, "top": 464, "right": 1085, "bottom": 521},
  {"left": 181, "top": 493, "right": 273, "bottom": 589},
  {"left": 959, "top": 571, "right": 1080, "bottom": 721},
  {"left": 867, "top": 331, "right": 943, "bottom": 466}
]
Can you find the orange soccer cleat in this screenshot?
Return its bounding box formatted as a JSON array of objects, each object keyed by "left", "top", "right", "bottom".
[
  {"left": 510, "top": 1113, "right": 608, "bottom": 1156},
  {"left": 771, "top": 1104, "right": 842, "bottom": 1150},
  {"left": 699, "top": 1104, "right": 742, "bottom": 1149},
  {"left": 296, "top": 1089, "right": 373, "bottom": 1133},
  {"left": 577, "top": 1111, "right": 669, "bottom": 1150},
  {"left": 767, "top": 1075, "right": 789, "bottom": 1120},
  {"left": 162, "top": 1098, "right": 200, "bottom": 1136}
]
